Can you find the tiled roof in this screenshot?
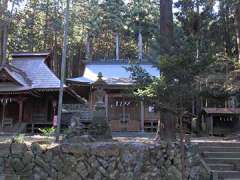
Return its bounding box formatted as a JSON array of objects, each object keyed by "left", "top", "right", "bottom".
[
  {"left": 0, "top": 64, "right": 31, "bottom": 86},
  {"left": 0, "top": 54, "right": 61, "bottom": 92},
  {"left": 11, "top": 56, "right": 61, "bottom": 89},
  {"left": 67, "top": 63, "right": 159, "bottom": 85},
  {"left": 12, "top": 52, "right": 50, "bottom": 58},
  {"left": 202, "top": 108, "right": 240, "bottom": 114}
]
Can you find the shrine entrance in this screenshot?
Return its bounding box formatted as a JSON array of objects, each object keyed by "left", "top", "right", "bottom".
[
  {"left": 108, "top": 95, "right": 141, "bottom": 131},
  {"left": 200, "top": 108, "right": 240, "bottom": 136},
  {"left": 0, "top": 100, "right": 19, "bottom": 128},
  {"left": 0, "top": 97, "right": 25, "bottom": 129}
]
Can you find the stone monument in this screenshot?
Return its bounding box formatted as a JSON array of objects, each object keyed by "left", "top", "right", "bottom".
[
  {"left": 90, "top": 72, "right": 112, "bottom": 140},
  {"left": 65, "top": 72, "right": 112, "bottom": 143}
]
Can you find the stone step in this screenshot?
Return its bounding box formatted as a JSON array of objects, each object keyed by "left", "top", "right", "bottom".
[
  {"left": 199, "top": 146, "right": 240, "bottom": 153},
  {"left": 208, "top": 163, "right": 235, "bottom": 171},
  {"left": 203, "top": 152, "right": 240, "bottom": 159},
  {"left": 213, "top": 170, "right": 240, "bottom": 179},
  {"left": 205, "top": 158, "right": 240, "bottom": 164}
]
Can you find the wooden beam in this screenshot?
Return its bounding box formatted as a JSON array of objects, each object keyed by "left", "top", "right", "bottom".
[
  {"left": 210, "top": 116, "right": 214, "bottom": 136},
  {"left": 16, "top": 97, "right": 28, "bottom": 123},
  {"left": 18, "top": 100, "right": 23, "bottom": 123},
  {"left": 1, "top": 103, "right": 6, "bottom": 128},
  {"left": 140, "top": 101, "right": 144, "bottom": 132}
]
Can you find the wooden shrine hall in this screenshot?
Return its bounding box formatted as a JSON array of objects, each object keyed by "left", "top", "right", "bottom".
[
  {"left": 199, "top": 108, "right": 240, "bottom": 136},
  {"left": 67, "top": 61, "right": 160, "bottom": 132},
  {"left": 0, "top": 52, "right": 80, "bottom": 133}
]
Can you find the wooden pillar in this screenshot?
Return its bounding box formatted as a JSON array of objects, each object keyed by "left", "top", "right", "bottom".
[
  {"left": 52, "top": 100, "right": 57, "bottom": 116},
  {"left": 210, "top": 115, "right": 214, "bottom": 136},
  {"left": 18, "top": 100, "right": 23, "bottom": 123},
  {"left": 140, "top": 101, "right": 144, "bottom": 132},
  {"left": 89, "top": 86, "right": 93, "bottom": 110},
  {"left": 52, "top": 100, "right": 57, "bottom": 127},
  {"left": 123, "top": 97, "right": 126, "bottom": 130},
  {"left": 1, "top": 103, "right": 6, "bottom": 128}
]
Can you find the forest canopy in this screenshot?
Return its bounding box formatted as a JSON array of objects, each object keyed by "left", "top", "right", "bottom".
[{"left": 0, "top": 0, "right": 240, "bottom": 79}]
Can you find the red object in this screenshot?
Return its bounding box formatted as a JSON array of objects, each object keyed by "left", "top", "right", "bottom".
[{"left": 53, "top": 115, "right": 58, "bottom": 127}]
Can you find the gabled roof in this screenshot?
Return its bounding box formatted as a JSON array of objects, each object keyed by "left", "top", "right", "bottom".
[
  {"left": 11, "top": 55, "right": 60, "bottom": 89},
  {"left": 202, "top": 108, "right": 240, "bottom": 114},
  {"left": 67, "top": 63, "right": 160, "bottom": 85},
  {"left": 0, "top": 53, "right": 61, "bottom": 93},
  {"left": 0, "top": 64, "right": 31, "bottom": 86}
]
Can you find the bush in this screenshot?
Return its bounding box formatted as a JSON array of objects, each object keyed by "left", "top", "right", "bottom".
[{"left": 38, "top": 127, "right": 55, "bottom": 137}]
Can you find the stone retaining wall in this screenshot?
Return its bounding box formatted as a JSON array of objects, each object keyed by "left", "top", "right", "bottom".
[{"left": 0, "top": 141, "right": 198, "bottom": 180}]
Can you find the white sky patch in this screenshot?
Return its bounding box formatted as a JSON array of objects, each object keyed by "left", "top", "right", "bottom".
[{"left": 8, "top": 0, "right": 26, "bottom": 11}]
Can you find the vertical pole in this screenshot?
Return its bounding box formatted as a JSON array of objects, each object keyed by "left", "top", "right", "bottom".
[
  {"left": 56, "top": 0, "right": 70, "bottom": 142},
  {"left": 140, "top": 101, "right": 144, "bottom": 132},
  {"left": 116, "top": 33, "right": 119, "bottom": 61}
]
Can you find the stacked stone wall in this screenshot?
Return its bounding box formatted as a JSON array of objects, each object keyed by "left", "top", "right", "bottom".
[{"left": 0, "top": 141, "right": 198, "bottom": 180}]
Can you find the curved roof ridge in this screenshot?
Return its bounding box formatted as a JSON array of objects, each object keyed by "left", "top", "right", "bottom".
[{"left": 6, "top": 63, "right": 32, "bottom": 86}]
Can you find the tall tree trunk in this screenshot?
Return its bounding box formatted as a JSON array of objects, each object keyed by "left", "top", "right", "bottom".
[
  {"left": 0, "top": 0, "right": 8, "bottom": 65},
  {"left": 44, "top": 0, "right": 50, "bottom": 49},
  {"left": 159, "top": 109, "right": 176, "bottom": 141},
  {"left": 160, "top": 0, "right": 173, "bottom": 54},
  {"left": 157, "top": 0, "right": 175, "bottom": 141},
  {"left": 0, "top": 27, "right": 3, "bottom": 64},
  {"left": 85, "top": 32, "right": 91, "bottom": 61},
  {"left": 195, "top": 0, "right": 200, "bottom": 61},
  {"left": 115, "top": 32, "right": 120, "bottom": 60},
  {"left": 1, "top": 24, "right": 7, "bottom": 65},
  {"left": 138, "top": 30, "right": 143, "bottom": 61},
  {"left": 72, "top": 42, "right": 82, "bottom": 77},
  {"left": 52, "top": 0, "right": 59, "bottom": 75},
  {"left": 220, "top": 1, "right": 232, "bottom": 56},
  {"left": 56, "top": 0, "right": 70, "bottom": 142},
  {"left": 235, "top": 2, "right": 240, "bottom": 62}
]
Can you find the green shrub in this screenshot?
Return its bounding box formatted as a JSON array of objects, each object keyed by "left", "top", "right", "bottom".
[
  {"left": 13, "top": 133, "right": 25, "bottom": 143},
  {"left": 38, "top": 127, "right": 55, "bottom": 137}
]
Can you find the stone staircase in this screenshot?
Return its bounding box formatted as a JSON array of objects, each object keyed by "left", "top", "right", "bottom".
[{"left": 199, "top": 142, "right": 240, "bottom": 180}]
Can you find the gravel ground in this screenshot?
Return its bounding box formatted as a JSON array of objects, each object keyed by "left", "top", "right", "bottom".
[
  {"left": 0, "top": 132, "right": 156, "bottom": 144},
  {"left": 0, "top": 132, "right": 240, "bottom": 145}
]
